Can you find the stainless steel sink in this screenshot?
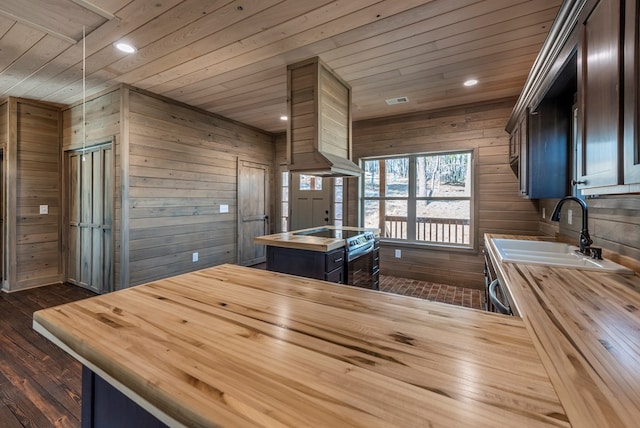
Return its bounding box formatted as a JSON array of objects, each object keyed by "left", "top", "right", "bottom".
[{"left": 492, "top": 239, "right": 634, "bottom": 275}]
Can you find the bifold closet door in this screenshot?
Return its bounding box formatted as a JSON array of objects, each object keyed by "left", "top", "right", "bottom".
[{"left": 66, "top": 146, "right": 113, "bottom": 293}]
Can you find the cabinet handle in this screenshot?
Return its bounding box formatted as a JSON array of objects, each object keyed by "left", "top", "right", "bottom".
[
  {"left": 571, "top": 179, "right": 586, "bottom": 186},
  {"left": 333, "top": 257, "right": 343, "bottom": 263}
]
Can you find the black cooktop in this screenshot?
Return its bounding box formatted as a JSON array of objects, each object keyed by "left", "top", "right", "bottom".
[{"left": 294, "top": 228, "right": 363, "bottom": 239}]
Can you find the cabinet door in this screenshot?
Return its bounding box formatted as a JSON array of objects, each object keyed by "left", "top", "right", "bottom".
[
  {"left": 577, "top": 0, "right": 622, "bottom": 188},
  {"left": 624, "top": 0, "right": 640, "bottom": 186},
  {"left": 517, "top": 112, "right": 529, "bottom": 197}
]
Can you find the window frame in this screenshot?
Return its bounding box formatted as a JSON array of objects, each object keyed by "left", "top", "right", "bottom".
[{"left": 360, "top": 149, "right": 477, "bottom": 251}]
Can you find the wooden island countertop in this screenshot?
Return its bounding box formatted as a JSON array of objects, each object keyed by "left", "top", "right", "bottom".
[
  {"left": 485, "top": 234, "right": 640, "bottom": 428},
  {"left": 33, "top": 264, "right": 569, "bottom": 427},
  {"left": 254, "top": 226, "right": 378, "bottom": 251}
]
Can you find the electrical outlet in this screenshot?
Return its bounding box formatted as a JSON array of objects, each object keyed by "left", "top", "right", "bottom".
[
  {"left": 220, "top": 204, "right": 229, "bottom": 213},
  {"left": 567, "top": 209, "right": 573, "bottom": 225},
  {"left": 394, "top": 249, "right": 401, "bottom": 258},
  {"left": 39, "top": 205, "right": 48, "bottom": 215},
  {"left": 192, "top": 252, "right": 199, "bottom": 262},
  {"left": 542, "top": 207, "right": 546, "bottom": 219}
]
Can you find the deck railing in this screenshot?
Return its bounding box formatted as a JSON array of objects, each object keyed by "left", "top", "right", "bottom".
[{"left": 384, "top": 216, "right": 470, "bottom": 244}]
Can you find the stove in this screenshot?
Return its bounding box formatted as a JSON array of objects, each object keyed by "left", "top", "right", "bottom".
[
  {"left": 294, "top": 228, "right": 364, "bottom": 239},
  {"left": 294, "top": 228, "right": 379, "bottom": 289}
]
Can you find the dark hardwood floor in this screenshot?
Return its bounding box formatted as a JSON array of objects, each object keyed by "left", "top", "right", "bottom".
[{"left": 0, "top": 283, "right": 95, "bottom": 428}]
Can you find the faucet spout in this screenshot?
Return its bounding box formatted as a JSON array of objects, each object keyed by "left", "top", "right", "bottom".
[{"left": 550, "top": 196, "right": 593, "bottom": 254}]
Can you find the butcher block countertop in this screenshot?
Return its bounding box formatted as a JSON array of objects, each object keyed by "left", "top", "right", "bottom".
[
  {"left": 485, "top": 234, "right": 640, "bottom": 428},
  {"left": 33, "top": 264, "right": 569, "bottom": 427},
  {"left": 254, "top": 226, "right": 377, "bottom": 251}
]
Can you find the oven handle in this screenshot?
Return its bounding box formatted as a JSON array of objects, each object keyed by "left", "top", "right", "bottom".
[{"left": 347, "top": 241, "right": 375, "bottom": 262}]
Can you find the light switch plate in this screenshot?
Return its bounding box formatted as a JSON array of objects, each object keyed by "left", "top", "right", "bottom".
[
  {"left": 192, "top": 252, "right": 198, "bottom": 262},
  {"left": 39, "top": 205, "right": 48, "bottom": 215},
  {"left": 394, "top": 249, "right": 401, "bottom": 258},
  {"left": 220, "top": 204, "right": 229, "bottom": 213}
]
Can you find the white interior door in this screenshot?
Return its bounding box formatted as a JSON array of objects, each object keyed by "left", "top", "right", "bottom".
[{"left": 290, "top": 174, "right": 332, "bottom": 230}]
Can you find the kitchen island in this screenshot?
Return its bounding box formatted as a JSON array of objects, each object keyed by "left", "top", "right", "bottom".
[
  {"left": 255, "top": 226, "right": 380, "bottom": 288},
  {"left": 33, "top": 264, "right": 568, "bottom": 427}
]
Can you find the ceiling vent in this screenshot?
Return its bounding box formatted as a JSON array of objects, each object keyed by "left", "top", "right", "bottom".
[{"left": 385, "top": 96, "right": 409, "bottom": 105}]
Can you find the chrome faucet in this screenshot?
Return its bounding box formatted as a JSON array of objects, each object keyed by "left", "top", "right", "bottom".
[{"left": 550, "top": 196, "right": 595, "bottom": 256}]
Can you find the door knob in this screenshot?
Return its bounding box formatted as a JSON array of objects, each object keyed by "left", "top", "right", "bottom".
[{"left": 571, "top": 179, "right": 586, "bottom": 186}]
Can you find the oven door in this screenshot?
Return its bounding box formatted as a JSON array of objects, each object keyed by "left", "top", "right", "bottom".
[{"left": 346, "top": 242, "right": 376, "bottom": 289}]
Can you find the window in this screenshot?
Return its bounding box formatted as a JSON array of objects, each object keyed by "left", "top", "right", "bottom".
[
  {"left": 281, "top": 171, "right": 289, "bottom": 232},
  {"left": 334, "top": 177, "right": 343, "bottom": 227},
  {"left": 299, "top": 174, "right": 322, "bottom": 190},
  {"left": 362, "top": 151, "right": 474, "bottom": 248}
]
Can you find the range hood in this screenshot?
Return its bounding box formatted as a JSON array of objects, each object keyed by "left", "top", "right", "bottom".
[{"left": 286, "top": 57, "right": 363, "bottom": 177}]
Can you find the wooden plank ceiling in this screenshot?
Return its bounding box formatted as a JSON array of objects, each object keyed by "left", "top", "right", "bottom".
[{"left": 0, "top": 0, "right": 563, "bottom": 133}]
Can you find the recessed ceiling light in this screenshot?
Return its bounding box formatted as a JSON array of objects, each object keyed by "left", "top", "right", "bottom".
[
  {"left": 114, "top": 42, "right": 137, "bottom": 54},
  {"left": 280, "top": 115, "right": 288, "bottom": 121},
  {"left": 463, "top": 79, "right": 478, "bottom": 87}
]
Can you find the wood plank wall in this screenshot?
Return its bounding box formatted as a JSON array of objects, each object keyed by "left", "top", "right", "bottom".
[
  {"left": 538, "top": 196, "right": 640, "bottom": 269},
  {"left": 349, "top": 99, "right": 540, "bottom": 288},
  {"left": 9, "top": 99, "right": 62, "bottom": 291},
  {"left": 126, "top": 88, "right": 274, "bottom": 286},
  {"left": 62, "top": 88, "right": 122, "bottom": 289}
]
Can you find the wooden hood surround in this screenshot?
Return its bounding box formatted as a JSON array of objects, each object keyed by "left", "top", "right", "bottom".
[{"left": 286, "top": 57, "right": 362, "bottom": 177}]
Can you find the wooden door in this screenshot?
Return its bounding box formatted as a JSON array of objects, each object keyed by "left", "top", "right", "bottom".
[
  {"left": 290, "top": 174, "right": 332, "bottom": 230},
  {"left": 66, "top": 145, "right": 113, "bottom": 293},
  {"left": 238, "top": 160, "right": 269, "bottom": 266}
]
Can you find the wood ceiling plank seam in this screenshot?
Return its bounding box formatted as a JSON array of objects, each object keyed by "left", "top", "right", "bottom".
[
  {"left": 325, "top": 7, "right": 558, "bottom": 70},
  {"left": 15, "top": 0, "right": 184, "bottom": 99},
  {"left": 214, "top": 94, "right": 287, "bottom": 117},
  {"left": 0, "top": 0, "right": 106, "bottom": 42},
  {"left": 0, "top": 23, "right": 47, "bottom": 73},
  {"left": 90, "top": 0, "right": 131, "bottom": 15},
  {"left": 176, "top": 1, "right": 560, "bottom": 124},
  {"left": 334, "top": 21, "right": 551, "bottom": 79},
  {"left": 34, "top": 0, "right": 242, "bottom": 102},
  {"left": 354, "top": 67, "right": 533, "bottom": 105},
  {"left": 0, "top": 36, "right": 72, "bottom": 96},
  {"left": 351, "top": 55, "right": 537, "bottom": 93},
  {"left": 352, "top": 68, "right": 532, "bottom": 108},
  {"left": 349, "top": 47, "right": 543, "bottom": 100},
  {"left": 152, "top": 0, "right": 552, "bottom": 112},
  {"left": 127, "top": 0, "right": 376, "bottom": 92},
  {"left": 166, "top": 63, "right": 286, "bottom": 102},
  {"left": 341, "top": 31, "right": 547, "bottom": 83},
  {"left": 354, "top": 90, "right": 519, "bottom": 122},
  {"left": 137, "top": 0, "right": 435, "bottom": 94},
  {"left": 50, "top": 0, "right": 300, "bottom": 102},
  {"left": 324, "top": 0, "right": 526, "bottom": 66},
  {"left": 0, "top": 15, "right": 15, "bottom": 38},
  {"left": 398, "top": 39, "right": 545, "bottom": 79},
  {"left": 433, "top": 7, "right": 560, "bottom": 50},
  {"left": 103, "top": 0, "right": 319, "bottom": 83},
  {"left": 194, "top": 78, "right": 285, "bottom": 111},
  {"left": 159, "top": 41, "right": 337, "bottom": 101},
  {"left": 182, "top": 73, "right": 286, "bottom": 107},
  {"left": 69, "top": 0, "right": 116, "bottom": 20}
]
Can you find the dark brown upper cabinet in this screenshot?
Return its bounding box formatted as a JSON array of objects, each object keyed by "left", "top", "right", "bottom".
[
  {"left": 576, "top": 0, "right": 623, "bottom": 190},
  {"left": 623, "top": 0, "right": 640, "bottom": 189}
]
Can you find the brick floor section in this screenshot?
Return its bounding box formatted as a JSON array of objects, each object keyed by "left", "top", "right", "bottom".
[
  {"left": 250, "top": 263, "right": 484, "bottom": 310},
  {"left": 379, "top": 275, "right": 484, "bottom": 310}
]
